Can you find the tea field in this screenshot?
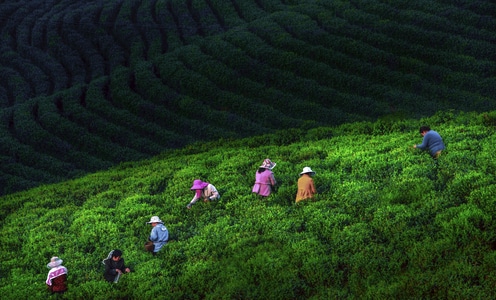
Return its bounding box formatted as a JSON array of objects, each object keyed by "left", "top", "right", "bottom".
[{"left": 1, "top": 111, "right": 496, "bottom": 298}]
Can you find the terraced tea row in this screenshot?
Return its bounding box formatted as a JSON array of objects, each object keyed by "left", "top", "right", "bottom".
[{"left": 0, "top": 0, "right": 495, "bottom": 195}]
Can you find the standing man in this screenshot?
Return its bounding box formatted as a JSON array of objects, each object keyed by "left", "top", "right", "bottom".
[
  {"left": 146, "top": 216, "right": 169, "bottom": 255},
  {"left": 413, "top": 126, "right": 445, "bottom": 159}
]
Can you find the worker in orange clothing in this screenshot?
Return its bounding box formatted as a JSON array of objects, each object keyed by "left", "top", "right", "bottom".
[{"left": 295, "top": 167, "right": 316, "bottom": 203}]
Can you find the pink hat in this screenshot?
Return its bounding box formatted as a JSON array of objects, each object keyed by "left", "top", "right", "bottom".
[
  {"left": 190, "top": 179, "right": 209, "bottom": 190},
  {"left": 259, "top": 158, "right": 276, "bottom": 170}
]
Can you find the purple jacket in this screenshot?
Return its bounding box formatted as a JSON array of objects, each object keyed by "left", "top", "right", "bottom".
[{"left": 252, "top": 169, "right": 276, "bottom": 197}]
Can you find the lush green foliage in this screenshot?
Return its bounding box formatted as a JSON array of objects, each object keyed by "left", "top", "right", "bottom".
[
  {"left": 1, "top": 0, "right": 495, "bottom": 195},
  {"left": 1, "top": 111, "right": 496, "bottom": 298}
]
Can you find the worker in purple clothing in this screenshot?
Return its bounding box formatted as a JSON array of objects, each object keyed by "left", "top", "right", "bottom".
[
  {"left": 252, "top": 158, "right": 277, "bottom": 197},
  {"left": 413, "top": 126, "right": 445, "bottom": 159}
]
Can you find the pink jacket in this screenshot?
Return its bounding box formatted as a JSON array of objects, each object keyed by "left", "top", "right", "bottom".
[{"left": 252, "top": 169, "right": 276, "bottom": 197}]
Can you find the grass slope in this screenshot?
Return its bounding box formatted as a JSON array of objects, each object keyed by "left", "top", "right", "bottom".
[
  {"left": 1, "top": 110, "right": 496, "bottom": 298},
  {"left": 1, "top": 0, "right": 495, "bottom": 195}
]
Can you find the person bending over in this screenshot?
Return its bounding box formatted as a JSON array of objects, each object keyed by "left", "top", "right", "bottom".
[
  {"left": 103, "top": 249, "right": 131, "bottom": 283},
  {"left": 413, "top": 126, "right": 445, "bottom": 159}
]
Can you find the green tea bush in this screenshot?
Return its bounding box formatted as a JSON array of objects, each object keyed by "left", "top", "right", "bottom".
[
  {"left": 2, "top": 109, "right": 496, "bottom": 298},
  {"left": 2, "top": 0, "right": 496, "bottom": 297},
  {"left": 208, "top": 0, "right": 245, "bottom": 27},
  {"left": 230, "top": 0, "right": 267, "bottom": 21},
  {"left": 467, "top": 184, "right": 496, "bottom": 216}
]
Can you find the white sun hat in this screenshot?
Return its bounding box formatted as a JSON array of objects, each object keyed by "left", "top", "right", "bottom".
[
  {"left": 147, "top": 216, "right": 163, "bottom": 224},
  {"left": 300, "top": 167, "right": 315, "bottom": 175},
  {"left": 47, "top": 256, "right": 63, "bottom": 268}
]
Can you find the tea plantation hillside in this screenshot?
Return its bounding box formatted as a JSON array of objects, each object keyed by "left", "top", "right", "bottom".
[
  {"left": 1, "top": 0, "right": 495, "bottom": 195},
  {"left": 1, "top": 111, "right": 496, "bottom": 298}
]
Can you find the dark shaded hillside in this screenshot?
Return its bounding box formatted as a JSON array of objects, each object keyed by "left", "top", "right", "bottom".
[{"left": 1, "top": 0, "right": 495, "bottom": 195}]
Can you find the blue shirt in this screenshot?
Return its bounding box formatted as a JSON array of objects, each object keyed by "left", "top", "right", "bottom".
[
  {"left": 149, "top": 223, "right": 169, "bottom": 252},
  {"left": 416, "top": 130, "right": 445, "bottom": 157}
]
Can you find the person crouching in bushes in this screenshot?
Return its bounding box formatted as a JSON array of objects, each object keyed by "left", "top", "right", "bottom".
[
  {"left": 413, "top": 125, "right": 445, "bottom": 159},
  {"left": 145, "top": 216, "right": 169, "bottom": 255},
  {"left": 296, "top": 167, "right": 317, "bottom": 203},
  {"left": 252, "top": 158, "right": 277, "bottom": 197},
  {"left": 103, "top": 249, "right": 131, "bottom": 283},
  {"left": 186, "top": 179, "right": 220, "bottom": 209},
  {"left": 46, "top": 256, "right": 68, "bottom": 295}
]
